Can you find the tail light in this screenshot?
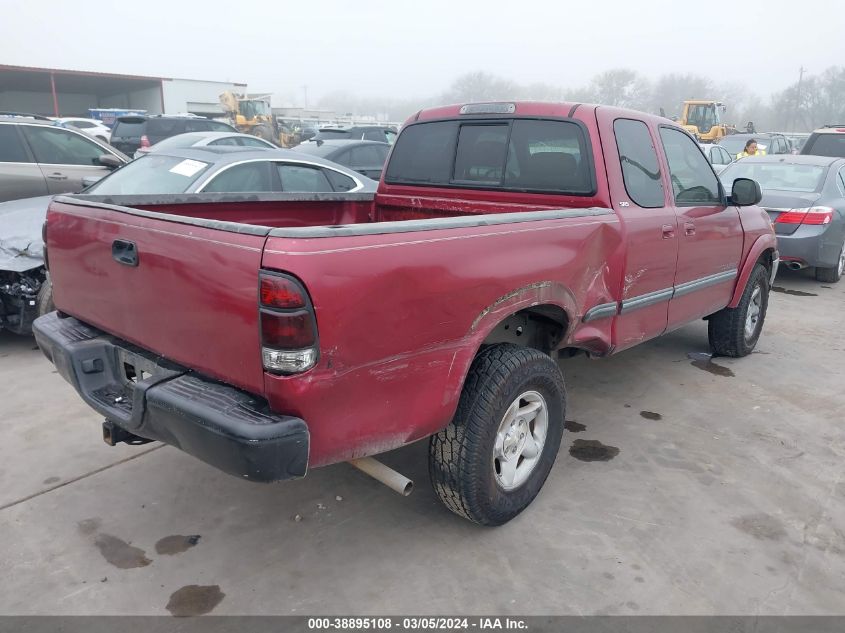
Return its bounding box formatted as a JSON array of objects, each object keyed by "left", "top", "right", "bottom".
[
  {"left": 259, "top": 271, "right": 318, "bottom": 374},
  {"left": 42, "top": 219, "right": 49, "bottom": 271},
  {"left": 140, "top": 135, "right": 151, "bottom": 148},
  {"left": 775, "top": 206, "right": 834, "bottom": 226}
]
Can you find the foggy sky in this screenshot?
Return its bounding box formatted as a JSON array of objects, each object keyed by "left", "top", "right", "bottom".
[{"left": 1, "top": 0, "right": 841, "bottom": 104}]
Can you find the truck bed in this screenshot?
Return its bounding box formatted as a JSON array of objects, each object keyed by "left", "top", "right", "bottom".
[{"left": 45, "top": 193, "right": 621, "bottom": 466}]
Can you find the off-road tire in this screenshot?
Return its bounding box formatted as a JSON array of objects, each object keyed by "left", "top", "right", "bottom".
[
  {"left": 708, "top": 263, "right": 769, "bottom": 357},
  {"left": 252, "top": 125, "right": 275, "bottom": 142},
  {"left": 36, "top": 277, "right": 54, "bottom": 317},
  {"left": 429, "top": 344, "right": 565, "bottom": 526},
  {"left": 815, "top": 243, "right": 844, "bottom": 283}
]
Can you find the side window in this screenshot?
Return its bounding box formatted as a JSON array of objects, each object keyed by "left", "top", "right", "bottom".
[
  {"left": 720, "top": 147, "right": 733, "bottom": 164},
  {"left": 71, "top": 120, "right": 95, "bottom": 129},
  {"left": 277, "top": 164, "right": 334, "bottom": 192},
  {"left": 22, "top": 126, "right": 105, "bottom": 166},
  {"left": 363, "top": 129, "right": 383, "bottom": 142},
  {"left": 385, "top": 130, "right": 397, "bottom": 144},
  {"left": 613, "top": 119, "right": 664, "bottom": 208},
  {"left": 184, "top": 120, "right": 211, "bottom": 133},
  {"left": 659, "top": 127, "right": 722, "bottom": 206},
  {"left": 208, "top": 121, "right": 235, "bottom": 132},
  {"left": 708, "top": 147, "right": 719, "bottom": 164},
  {"left": 0, "top": 125, "right": 32, "bottom": 162},
  {"left": 203, "top": 161, "right": 274, "bottom": 192},
  {"left": 239, "top": 136, "right": 273, "bottom": 148},
  {"left": 209, "top": 137, "right": 240, "bottom": 146},
  {"left": 838, "top": 169, "right": 845, "bottom": 196},
  {"left": 325, "top": 169, "right": 357, "bottom": 192}
]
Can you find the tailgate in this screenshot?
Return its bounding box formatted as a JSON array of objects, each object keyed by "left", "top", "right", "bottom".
[{"left": 45, "top": 197, "right": 269, "bottom": 394}]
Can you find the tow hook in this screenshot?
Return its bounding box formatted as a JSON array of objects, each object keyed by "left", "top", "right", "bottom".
[{"left": 102, "top": 419, "right": 153, "bottom": 446}]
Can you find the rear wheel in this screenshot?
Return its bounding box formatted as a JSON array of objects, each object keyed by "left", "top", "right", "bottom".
[
  {"left": 429, "top": 344, "right": 565, "bottom": 526},
  {"left": 708, "top": 263, "right": 769, "bottom": 357},
  {"left": 815, "top": 243, "right": 844, "bottom": 283},
  {"left": 252, "top": 125, "right": 275, "bottom": 143}
]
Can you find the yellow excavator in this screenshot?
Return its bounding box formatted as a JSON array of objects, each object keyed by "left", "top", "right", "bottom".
[
  {"left": 677, "top": 100, "right": 736, "bottom": 143},
  {"left": 219, "top": 91, "right": 297, "bottom": 147}
]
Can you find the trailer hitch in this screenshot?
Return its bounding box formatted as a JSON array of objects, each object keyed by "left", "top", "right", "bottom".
[{"left": 102, "top": 419, "right": 154, "bottom": 446}]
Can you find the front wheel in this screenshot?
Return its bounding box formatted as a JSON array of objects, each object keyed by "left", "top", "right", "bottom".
[
  {"left": 429, "top": 344, "right": 565, "bottom": 526},
  {"left": 36, "top": 277, "right": 54, "bottom": 317},
  {"left": 708, "top": 263, "right": 769, "bottom": 357}
]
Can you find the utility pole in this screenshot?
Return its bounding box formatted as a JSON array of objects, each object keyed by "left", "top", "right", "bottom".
[{"left": 792, "top": 66, "right": 805, "bottom": 132}]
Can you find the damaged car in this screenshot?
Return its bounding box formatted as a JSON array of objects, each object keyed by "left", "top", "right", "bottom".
[{"left": 0, "top": 195, "right": 53, "bottom": 335}]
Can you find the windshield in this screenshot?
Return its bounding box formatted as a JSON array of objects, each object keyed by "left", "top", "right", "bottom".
[
  {"left": 687, "top": 104, "right": 719, "bottom": 130},
  {"left": 292, "top": 142, "right": 336, "bottom": 157},
  {"left": 239, "top": 100, "right": 270, "bottom": 119},
  {"left": 147, "top": 132, "right": 210, "bottom": 152},
  {"left": 719, "top": 137, "right": 768, "bottom": 156},
  {"left": 86, "top": 155, "right": 211, "bottom": 194},
  {"left": 721, "top": 161, "right": 826, "bottom": 193}
]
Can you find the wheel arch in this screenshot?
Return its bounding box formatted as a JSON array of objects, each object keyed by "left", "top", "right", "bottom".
[{"left": 728, "top": 234, "right": 778, "bottom": 308}]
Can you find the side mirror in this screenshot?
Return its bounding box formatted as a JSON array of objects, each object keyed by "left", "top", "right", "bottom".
[
  {"left": 98, "top": 154, "right": 123, "bottom": 169},
  {"left": 729, "top": 178, "right": 762, "bottom": 206}
]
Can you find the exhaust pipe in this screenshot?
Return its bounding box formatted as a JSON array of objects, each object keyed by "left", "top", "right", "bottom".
[
  {"left": 349, "top": 457, "right": 413, "bottom": 496},
  {"left": 784, "top": 261, "right": 807, "bottom": 271}
]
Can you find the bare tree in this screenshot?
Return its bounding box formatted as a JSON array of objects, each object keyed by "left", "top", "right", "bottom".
[
  {"left": 440, "top": 72, "right": 518, "bottom": 104},
  {"left": 650, "top": 73, "right": 714, "bottom": 118},
  {"left": 586, "top": 68, "right": 651, "bottom": 110}
]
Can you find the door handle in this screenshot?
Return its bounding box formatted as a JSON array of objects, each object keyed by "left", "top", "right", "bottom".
[
  {"left": 684, "top": 222, "right": 696, "bottom": 236},
  {"left": 47, "top": 173, "right": 68, "bottom": 181},
  {"left": 112, "top": 239, "right": 138, "bottom": 267},
  {"left": 661, "top": 224, "right": 675, "bottom": 239}
]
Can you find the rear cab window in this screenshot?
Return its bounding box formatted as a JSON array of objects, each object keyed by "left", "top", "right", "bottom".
[
  {"left": 803, "top": 133, "right": 845, "bottom": 158},
  {"left": 385, "top": 118, "right": 594, "bottom": 195}
]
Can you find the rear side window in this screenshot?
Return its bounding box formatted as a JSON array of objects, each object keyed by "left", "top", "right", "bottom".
[
  {"left": 802, "top": 133, "right": 845, "bottom": 158},
  {"left": 613, "top": 119, "right": 664, "bottom": 208},
  {"left": 659, "top": 127, "right": 721, "bottom": 205},
  {"left": 386, "top": 118, "right": 592, "bottom": 194},
  {"left": 325, "top": 169, "right": 357, "bottom": 192},
  {"left": 0, "top": 125, "right": 31, "bottom": 162},
  {"left": 278, "top": 164, "right": 334, "bottom": 192},
  {"left": 112, "top": 120, "right": 145, "bottom": 137}
]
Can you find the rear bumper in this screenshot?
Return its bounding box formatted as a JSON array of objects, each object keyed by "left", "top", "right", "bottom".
[
  {"left": 776, "top": 225, "right": 840, "bottom": 269},
  {"left": 32, "top": 312, "right": 309, "bottom": 482}
]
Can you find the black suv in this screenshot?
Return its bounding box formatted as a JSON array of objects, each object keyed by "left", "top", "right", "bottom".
[
  {"left": 110, "top": 115, "right": 237, "bottom": 155},
  {"left": 309, "top": 125, "right": 397, "bottom": 144}
]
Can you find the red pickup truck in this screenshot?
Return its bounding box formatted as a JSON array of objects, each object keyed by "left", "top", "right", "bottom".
[{"left": 34, "top": 102, "right": 777, "bottom": 525}]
